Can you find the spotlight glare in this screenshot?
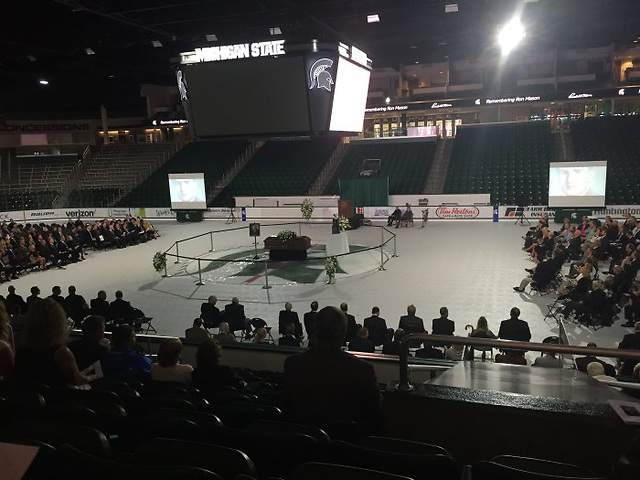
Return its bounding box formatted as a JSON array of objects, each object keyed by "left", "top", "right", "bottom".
[
  {"left": 38, "top": 79, "right": 49, "bottom": 85},
  {"left": 498, "top": 18, "right": 525, "bottom": 55},
  {"left": 385, "top": 97, "right": 391, "bottom": 104}
]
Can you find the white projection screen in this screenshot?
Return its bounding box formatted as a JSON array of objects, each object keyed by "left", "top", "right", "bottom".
[
  {"left": 168, "top": 173, "right": 207, "bottom": 210},
  {"left": 329, "top": 56, "right": 371, "bottom": 132},
  {"left": 548, "top": 161, "right": 607, "bottom": 208}
]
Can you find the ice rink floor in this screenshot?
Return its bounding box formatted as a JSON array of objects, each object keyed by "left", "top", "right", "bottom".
[{"left": 5, "top": 218, "right": 633, "bottom": 354}]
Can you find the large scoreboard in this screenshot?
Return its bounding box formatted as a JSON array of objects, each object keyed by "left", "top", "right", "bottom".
[{"left": 176, "top": 40, "right": 371, "bottom": 138}]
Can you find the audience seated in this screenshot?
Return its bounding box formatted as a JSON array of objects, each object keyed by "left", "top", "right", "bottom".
[
  {"left": 340, "top": 302, "right": 358, "bottom": 344},
  {"left": 253, "top": 327, "right": 270, "bottom": 344},
  {"left": 0, "top": 302, "right": 15, "bottom": 379},
  {"left": 618, "top": 322, "right": 640, "bottom": 376},
  {"left": 200, "top": 295, "right": 221, "bottom": 330},
  {"left": 49, "top": 285, "right": 66, "bottom": 310},
  {"left": 575, "top": 342, "right": 617, "bottom": 376},
  {"left": 151, "top": 338, "right": 193, "bottom": 384},
  {"left": 214, "top": 322, "right": 236, "bottom": 344},
  {"left": 348, "top": 327, "right": 375, "bottom": 353},
  {"left": 101, "top": 325, "right": 151, "bottom": 380},
  {"left": 68, "top": 315, "right": 109, "bottom": 371},
  {"left": 432, "top": 307, "right": 455, "bottom": 336},
  {"left": 415, "top": 341, "right": 443, "bottom": 359},
  {"left": 363, "top": 306, "right": 388, "bottom": 347},
  {"left": 304, "top": 300, "right": 318, "bottom": 344},
  {"left": 224, "top": 297, "right": 251, "bottom": 339},
  {"left": 14, "top": 298, "right": 93, "bottom": 386},
  {"left": 495, "top": 350, "right": 527, "bottom": 366},
  {"left": 279, "top": 323, "right": 301, "bottom": 347},
  {"left": 26, "top": 285, "right": 41, "bottom": 311},
  {"left": 387, "top": 206, "right": 402, "bottom": 227},
  {"left": 65, "top": 285, "right": 89, "bottom": 328},
  {"left": 109, "top": 290, "right": 137, "bottom": 328},
  {"left": 6, "top": 285, "right": 27, "bottom": 314},
  {"left": 532, "top": 337, "right": 563, "bottom": 368},
  {"left": 191, "top": 338, "right": 247, "bottom": 391},
  {"left": 279, "top": 301, "right": 303, "bottom": 338},
  {"left": 90, "top": 290, "right": 110, "bottom": 320},
  {"left": 498, "top": 307, "right": 531, "bottom": 358},
  {"left": 444, "top": 344, "right": 464, "bottom": 361},
  {"left": 185, "top": 318, "right": 211, "bottom": 343},
  {"left": 399, "top": 304, "right": 425, "bottom": 335},
  {"left": 382, "top": 328, "right": 405, "bottom": 356},
  {"left": 284, "top": 306, "right": 382, "bottom": 435},
  {"left": 587, "top": 361, "right": 617, "bottom": 382}
]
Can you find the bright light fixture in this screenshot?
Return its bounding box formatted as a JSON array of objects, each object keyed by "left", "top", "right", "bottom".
[
  {"left": 445, "top": 4, "right": 458, "bottom": 13},
  {"left": 27, "top": 55, "right": 37, "bottom": 62},
  {"left": 85, "top": 48, "right": 95, "bottom": 55},
  {"left": 385, "top": 97, "right": 391, "bottom": 104},
  {"left": 151, "top": 40, "right": 163, "bottom": 48},
  {"left": 367, "top": 14, "right": 380, "bottom": 23},
  {"left": 205, "top": 34, "right": 218, "bottom": 42},
  {"left": 498, "top": 18, "right": 525, "bottom": 55},
  {"left": 269, "top": 27, "right": 282, "bottom": 35},
  {"left": 38, "top": 79, "right": 49, "bottom": 85}
]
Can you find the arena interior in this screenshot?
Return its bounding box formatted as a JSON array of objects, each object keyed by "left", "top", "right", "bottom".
[{"left": 1, "top": 1, "right": 640, "bottom": 479}]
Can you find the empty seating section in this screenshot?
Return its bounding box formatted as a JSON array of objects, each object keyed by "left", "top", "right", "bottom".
[
  {"left": 322, "top": 140, "right": 435, "bottom": 195},
  {"left": 70, "top": 143, "right": 178, "bottom": 206},
  {"left": 215, "top": 138, "right": 339, "bottom": 205},
  {"left": 17, "top": 154, "right": 78, "bottom": 191},
  {"left": 570, "top": 116, "right": 640, "bottom": 204},
  {"left": 444, "top": 122, "right": 553, "bottom": 205},
  {"left": 120, "top": 140, "right": 248, "bottom": 207},
  {"left": 0, "top": 190, "right": 58, "bottom": 211}
]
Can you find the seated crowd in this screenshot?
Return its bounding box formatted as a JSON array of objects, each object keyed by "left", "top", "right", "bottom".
[
  {"left": 514, "top": 213, "right": 640, "bottom": 329},
  {"left": 0, "top": 216, "right": 158, "bottom": 282}
]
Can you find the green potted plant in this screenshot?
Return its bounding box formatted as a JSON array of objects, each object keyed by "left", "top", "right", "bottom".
[
  {"left": 325, "top": 256, "right": 338, "bottom": 284},
  {"left": 153, "top": 251, "right": 167, "bottom": 274}
]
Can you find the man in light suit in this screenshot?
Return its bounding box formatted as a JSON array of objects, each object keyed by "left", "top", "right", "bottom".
[{"left": 185, "top": 318, "right": 211, "bottom": 344}]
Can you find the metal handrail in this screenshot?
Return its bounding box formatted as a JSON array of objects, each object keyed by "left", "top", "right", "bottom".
[{"left": 397, "top": 333, "right": 640, "bottom": 392}]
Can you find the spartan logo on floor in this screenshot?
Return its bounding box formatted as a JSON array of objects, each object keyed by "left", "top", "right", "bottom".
[{"left": 309, "top": 58, "right": 334, "bottom": 91}]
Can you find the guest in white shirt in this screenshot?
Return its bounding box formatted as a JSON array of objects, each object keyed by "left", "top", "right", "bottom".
[{"left": 151, "top": 338, "right": 193, "bottom": 384}]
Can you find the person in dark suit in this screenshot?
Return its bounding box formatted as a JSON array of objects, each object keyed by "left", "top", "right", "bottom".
[
  {"left": 68, "top": 315, "right": 108, "bottom": 371},
  {"left": 279, "top": 302, "right": 302, "bottom": 338},
  {"left": 109, "top": 290, "right": 134, "bottom": 326},
  {"left": 90, "top": 290, "right": 110, "bottom": 322},
  {"left": 6, "top": 286, "right": 27, "bottom": 315},
  {"left": 382, "top": 328, "right": 405, "bottom": 356},
  {"left": 224, "top": 297, "right": 251, "bottom": 339},
  {"left": 498, "top": 307, "right": 531, "bottom": 357},
  {"left": 303, "top": 301, "right": 318, "bottom": 341},
  {"left": 49, "top": 286, "right": 66, "bottom": 311},
  {"left": 185, "top": 318, "right": 211, "bottom": 344},
  {"left": 575, "top": 342, "right": 616, "bottom": 377},
  {"left": 340, "top": 302, "right": 357, "bottom": 344},
  {"left": 284, "top": 306, "right": 382, "bottom": 434},
  {"left": 279, "top": 323, "right": 302, "bottom": 347},
  {"left": 432, "top": 307, "right": 455, "bottom": 336},
  {"left": 65, "top": 285, "right": 89, "bottom": 328},
  {"left": 399, "top": 304, "right": 425, "bottom": 336},
  {"left": 562, "top": 280, "right": 606, "bottom": 323},
  {"left": 363, "top": 306, "right": 388, "bottom": 347},
  {"left": 348, "top": 326, "right": 375, "bottom": 353},
  {"left": 415, "top": 341, "right": 443, "bottom": 359},
  {"left": 618, "top": 322, "right": 640, "bottom": 376},
  {"left": 200, "top": 295, "right": 221, "bottom": 330}
]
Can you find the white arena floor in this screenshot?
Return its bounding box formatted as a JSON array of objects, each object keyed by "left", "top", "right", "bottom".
[{"left": 5, "top": 219, "right": 632, "bottom": 360}]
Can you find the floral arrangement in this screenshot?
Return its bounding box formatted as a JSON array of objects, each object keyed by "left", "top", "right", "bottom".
[
  {"left": 325, "top": 256, "right": 338, "bottom": 283},
  {"left": 338, "top": 215, "right": 351, "bottom": 231},
  {"left": 152, "top": 251, "right": 167, "bottom": 273},
  {"left": 277, "top": 230, "right": 297, "bottom": 243},
  {"left": 301, "top": 198, "right": 314, "bottom": 222},
  {"left": 421, "top": 208, "right": 429, "bottom": 227}
]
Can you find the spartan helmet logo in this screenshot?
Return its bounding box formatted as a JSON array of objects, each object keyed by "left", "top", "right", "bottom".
[
  {"left": 309, "top": 58, "right": 334, "bottom": 91},
  {"left": 176, "top": 69, "right": 188, "bottom": 101}
]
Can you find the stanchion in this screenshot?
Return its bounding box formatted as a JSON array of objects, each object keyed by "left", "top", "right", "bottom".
[
  {"left": 162, "top": 260, "right": 168, "bottom": 278},
  {"left": 392, "top": 234, "right": 398, "bottom": 257},
  {"left": 209, "top": 232, "right": 214, "bottom": 252},
  {"left": 196, "top": 259, "right": 204, "bottom": 286},
  {"left": 174, "top": 243, "right": 180, "bottom": 264},
  {"left": 298, "top": 222, "right": 302, "bottom": 237},
  {"left": 379, "top": 244, "right": 385, "bottom": 271},
  {"left": 262, "top": 260, "right": 272, "bottom": 290}
]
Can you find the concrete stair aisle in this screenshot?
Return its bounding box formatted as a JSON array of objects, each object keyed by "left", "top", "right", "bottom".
[
  {"left": 206, "top": 141, "right": 263, "bottom": 203},
  {"left": 307, "top": 138, "right": 350, "bottom": 196},
  {"left": 423, "top": 138, "right": 453, "bottom": 194}
]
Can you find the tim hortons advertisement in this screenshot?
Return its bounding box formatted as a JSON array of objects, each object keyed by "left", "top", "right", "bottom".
[{"left": 435, "top": 205, "right": 480, "bottom": 219}]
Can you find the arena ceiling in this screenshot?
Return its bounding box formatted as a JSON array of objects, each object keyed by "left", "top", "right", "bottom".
[{"left": 2, "top": 0, "right": 640, "bottom": 116}]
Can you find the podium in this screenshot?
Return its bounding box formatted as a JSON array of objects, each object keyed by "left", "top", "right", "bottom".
[{"left": 326, "top": 232, "right": 350, "bottom": 256}]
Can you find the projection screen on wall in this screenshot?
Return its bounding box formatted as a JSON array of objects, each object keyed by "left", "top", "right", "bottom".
[
  {"left": 548, "top": 161, "right": 607, "bottom": 208},
  {"left": 168, "top": 173, "right": 207, "bottom": 210}
]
